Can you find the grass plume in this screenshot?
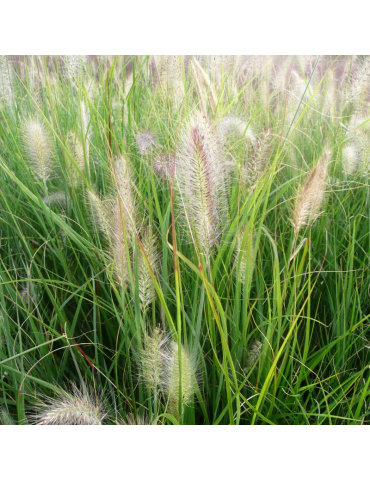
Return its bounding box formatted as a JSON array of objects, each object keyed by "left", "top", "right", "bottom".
[
  {"left": 33, "top": 383, "right": 105, "bottom": 425},
  {"left": 22, "top": 117, "right": 55, "bottom": 187},
  {"left": 177, "top": 111, "right": 226, "bottom": 257},
  {"left": 293, "top": 148, "right": 331, "bottom": 237}
]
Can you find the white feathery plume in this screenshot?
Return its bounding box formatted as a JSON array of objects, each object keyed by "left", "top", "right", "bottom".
[
  {"left": 153, "top": 153, "right": 176, "bottom": 179},
  {"left": 217, "top": 116, "right": 256, "bottom": 146},
  {"left": 138, "top": 226, "right": 160, "bottom": 310},
  {"left": 346, "top": 56, "right": 370, "bottom": 104},
  {"left": 342, "top": 144, "right": 361, "bottom": 176},
  {"left": 140, "top": 330, "right": 199, "bottom": 419},
  {"left": 177, "top": 111, "right": 226, "bottom": 257},
  {"left": 110, "top": 201, "right": 129, "bottom": 286},
  {"left": 140, "top": 328, "right": 169, "bottom": 393},
  {"left": 43, "top": 191, "right": 67, "bottom": 207},
  {"left": 121, "top": 413, "right": 150, "bottom": 425},
  {"left": 163, "top": 341, "right": 198, "bottom": 419},
  {"left": 87, "top": 161, "right": 135, "bottom": 286},
  {"left": 33, "top": 383, "right": 105, "bottom": 425},
  {"left": 67, "top": 131, "right": 86, "bottom": 185},
  {"left": 293, "top": 148, "right": 331, "bottom": 237},
  {"left": 135, "top": 131, "right": 157, "bottom": 155},
  {"left": 190, "top": 57, "right": 218, "bottom": 113},
  {"left": 342, "top": 116, "right": 370, "bottom": 175},
  {"left": 63, "top": 55, "right": 86, "bottom": 79},
  {"left": 154, "top": 55, "right": 185, "bottom": 108},
  {"left": 242, "top": 129, "right": 271, "bottom": 188},
  {"left": 323, "top": 68, "right": 337, "bottom": 115},
  {"left": 86, "top": 189, "right": 113, "bottom": 243},
  {"left": 114, "top": 156, "right": 136, "bottom": 240},
  {"left": 22, "top": 117, "right": 55, "bottom": 185}
]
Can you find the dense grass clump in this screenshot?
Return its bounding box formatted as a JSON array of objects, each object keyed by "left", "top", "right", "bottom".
[{"left": 1, "top": 55, "right": 370, "bottom": 425}]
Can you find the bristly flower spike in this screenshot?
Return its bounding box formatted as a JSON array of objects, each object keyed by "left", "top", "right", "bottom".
[{"left": 177, "top": 111, "right": 226, "bottom": 258}]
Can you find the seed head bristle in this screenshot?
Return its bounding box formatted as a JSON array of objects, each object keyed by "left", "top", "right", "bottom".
[
  {"left": 121, "top": 413, "right": 150, "bottom": 425},
  {"left": 191, "top": 57, "right": 218, "bottom": 113},
  {"left": 154, "top": 55, "right": 185, "bottom": 107},
  {"left": 342, "top": 144, "right": 361, "bottom": 175},
  {"left": 242, "top": 129, "right": 271, "bottom": 188},
  {"left": 34, "top": 383, "right": 105, "bottom": 425},
  {"left": 86, "top": 189, "right": 113, "bottom": 243},
  {"left": 114, "top": 157, "right": 137, "bottom": 240},
  {"left": 140, "top": 327, "right": 169, "bottom": 392},
  {"left": 153, "top": 153, "right": 176, "bottom": 179},
  {"left": 343, "top": 116, "right": 370, "bottom": 175},
  {"left": 63, "top": 55, "right": 86, "bottom": 79},
  {"left": 67, "top": 131, "right": 86, "bottom": 185},
  {"left": 346, "top": 56, "right": 370, "bottom": 104},
  {"left": 177, "top": 111, "right": 226, "bottom": 257},
  {"left": 164, "top": 341, "right": 198, "bottom": 420},
  {"left": 293, "top": 148, "right": 331, "bottom": 237},
  {"left": 22, "top": 118, "right": 55, "bottom": 183},
  {"left": 43, "top": 191, "right": 67, "bottom": 207},
  {"left": 110, "top": 201, "right": 129, "bottom": 286},
  {"left": 138, "top": 226, "right": 160, "bottom": 310},
  {"left": 135, "top": 131, "right": 157, "bottom": 155},
  {"left": 217, "top": 116, "right": 256, "bottom": 146}
]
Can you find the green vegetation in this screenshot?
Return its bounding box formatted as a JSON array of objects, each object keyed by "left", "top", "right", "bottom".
[{"left": 1, "top": 55, "right": 370, "bottom": 425}]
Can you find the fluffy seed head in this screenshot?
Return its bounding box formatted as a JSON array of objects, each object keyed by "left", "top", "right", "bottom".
[
  {"left": 342, "top": 117, "right": 370, "bottom": 175},
  {"left": 67, "top": 131, "right": 86, "bottom": 185},
  {"left": 153, "top": 154, "right": 176, "bottom": 179},
  {"left": 242, "top": 129, "right": 271, "bottom": 188},
  {"left": 43, "top": 191, "right": 67, "bottom": 207},
  {"left": 34, "top": 383, "right": 105, "bottom": 425},
  {"left": 110, "top": 201, "right": 129, "bottom": 286},
  {"left": 86, "top": 189, "right": 113, "bottom": 243},
  {"left": 63, "top": 55, "right": 86, "bottom": 79},
  {"left": 217, "top": 116, "right": 256, "bottom": 146},
  {"left": 138, "top": 226, "right": 160, "bottom": 310},
  {"left": 22, "top": 118, "right": 55, "bottom": 182},
  {"left": 191, "top": 57, "right": 218, "bottom": 113},
  {"left": 140, "top": 331, "right": 199, "bottom": 418},
  {"left": 164, "top": 341, "right": 198, "bottom": 419},
  {"left": 114, "top": 157, "right": 136, "bottom": 239},
  {"left": 154, "top": 55, "right": 185, "bottom": 108},
  {"left": 177, "top": 111, "right": 226, "bottom": 257},
  {"left": 346, "top": 56, "right": 370, "bottom": 104},
  {"left": 342, "top": 144, "right": 361, "bottom": 175},
  {"left": 140, "top": 328, "right": 169, "bottom": 392},
  {"left": 135, "top": 131, "right": 157, "bottom": 155},
  {"left": 121, "top": 413, "right": 150, "bottom": 425},
  {"left": 87, "top": 183, "right": 131, "bottom": 287},
  {"left": 293, "top": 148, "right": 331, "bottom": 237}
]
